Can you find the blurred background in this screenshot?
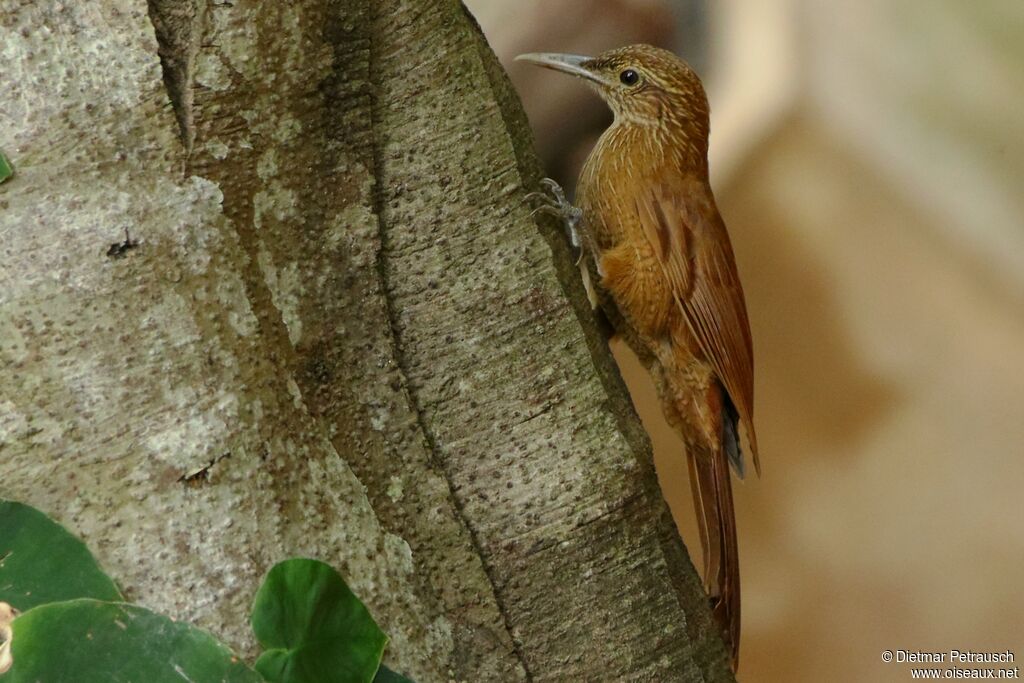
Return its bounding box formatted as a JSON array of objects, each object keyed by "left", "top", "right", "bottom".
[{"left": 465, "top": 1, "right": 1024, "bottom": 680}]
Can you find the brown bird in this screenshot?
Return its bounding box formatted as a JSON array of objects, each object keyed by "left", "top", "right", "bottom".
[{"left": 518, "top": 45, "right": 760, "bottom": 667}]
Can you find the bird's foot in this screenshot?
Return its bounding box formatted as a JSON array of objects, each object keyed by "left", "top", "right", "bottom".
[{"left": 527, "top": 178, "right": 585, "bottom": 260}]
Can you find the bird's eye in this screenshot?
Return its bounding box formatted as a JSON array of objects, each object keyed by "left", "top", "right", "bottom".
[{"left": 619, "top": 69, "right": 640, "bottom": 86}]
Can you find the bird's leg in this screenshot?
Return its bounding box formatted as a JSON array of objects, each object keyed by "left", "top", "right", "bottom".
[
  {"left": 527, "top": 179, "right": 595, "bottom": 267},
  {"left": 528, "top": 179, "right": 605, "bottom": 310}
]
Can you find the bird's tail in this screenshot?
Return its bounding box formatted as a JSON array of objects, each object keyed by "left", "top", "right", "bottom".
[{"left": 687, "top": 445, "right": 741, "bottom": 668}]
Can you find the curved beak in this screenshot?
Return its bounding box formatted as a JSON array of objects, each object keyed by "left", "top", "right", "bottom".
[{"left": 514, "top": 53, "right": 605, "bottom": 85}]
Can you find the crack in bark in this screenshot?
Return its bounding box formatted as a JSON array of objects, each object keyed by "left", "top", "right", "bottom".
[
  {"left": 146, "top": 0, "right": 201, "bottom": 152},
  {"left": 366, "top": 5, "right": 532, "bottom": 680},
  {"left": 371, "top": 235, "right": 535, "bottom": 682},
  {"left": 571, "top": 492, "right": 644, "bottom": 531}
]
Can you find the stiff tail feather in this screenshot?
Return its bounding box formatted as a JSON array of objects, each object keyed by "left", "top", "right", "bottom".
[{"left": 687, "top": 445, "right": 741, "bottom": 668}]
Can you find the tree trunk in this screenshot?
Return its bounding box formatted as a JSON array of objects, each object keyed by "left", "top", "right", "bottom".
[{"left": 0, "top": 0, "right": 734, "bottom": 681}]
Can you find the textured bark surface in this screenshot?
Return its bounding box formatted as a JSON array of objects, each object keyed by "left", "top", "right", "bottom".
[{"left": 0, "top": 0, "right": 734, "bottom": 681}]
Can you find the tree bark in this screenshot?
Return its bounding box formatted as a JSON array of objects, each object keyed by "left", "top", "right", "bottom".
[{"left": 0, "top": 0, "right": 734, "bottom": 681}]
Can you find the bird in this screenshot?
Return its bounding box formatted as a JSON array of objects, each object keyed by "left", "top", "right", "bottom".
[{"left": 517, "top": 44, "right": 760, "bottom": 668}]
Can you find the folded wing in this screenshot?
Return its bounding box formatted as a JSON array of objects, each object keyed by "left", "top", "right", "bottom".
[{"left": 634, "top": 184, "right": 760, "bottom": 475}]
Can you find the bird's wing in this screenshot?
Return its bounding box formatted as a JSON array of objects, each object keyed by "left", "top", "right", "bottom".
[{"left": 634, "top": 183, "right": 760, "bottom": 475}]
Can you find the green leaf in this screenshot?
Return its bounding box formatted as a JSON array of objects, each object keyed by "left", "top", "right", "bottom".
[
  {"left": 2, "top": 599, "right": 262, "bottom": 682},
  {"left": 373, "top": 664, "right": 415, "bottom": 683},
  {"left": 0, "top": 501, "right": 121, "bottom": 611},
  {"left": 0, "top": 151, "right": 10, "bottom": 184},
  {"left": 251, "top": 559, "right": 387, "bottom": 683}
]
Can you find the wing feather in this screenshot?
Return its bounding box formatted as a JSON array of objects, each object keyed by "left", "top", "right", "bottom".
[{"left": 635, "top": 184, "right": 760, "bottom": 475}]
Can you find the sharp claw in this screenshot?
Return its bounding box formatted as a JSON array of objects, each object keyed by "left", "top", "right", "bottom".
[
  {"left": 545, "top": 180, "right": 568, "bottom": 204},
  {"left": 530, "top": 205, "right": 560, "bottom": 218}
]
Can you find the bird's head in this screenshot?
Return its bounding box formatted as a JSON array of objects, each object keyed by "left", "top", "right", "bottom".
[{"left": 516, "top": 44, "right": 709, "bottom": 140}]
